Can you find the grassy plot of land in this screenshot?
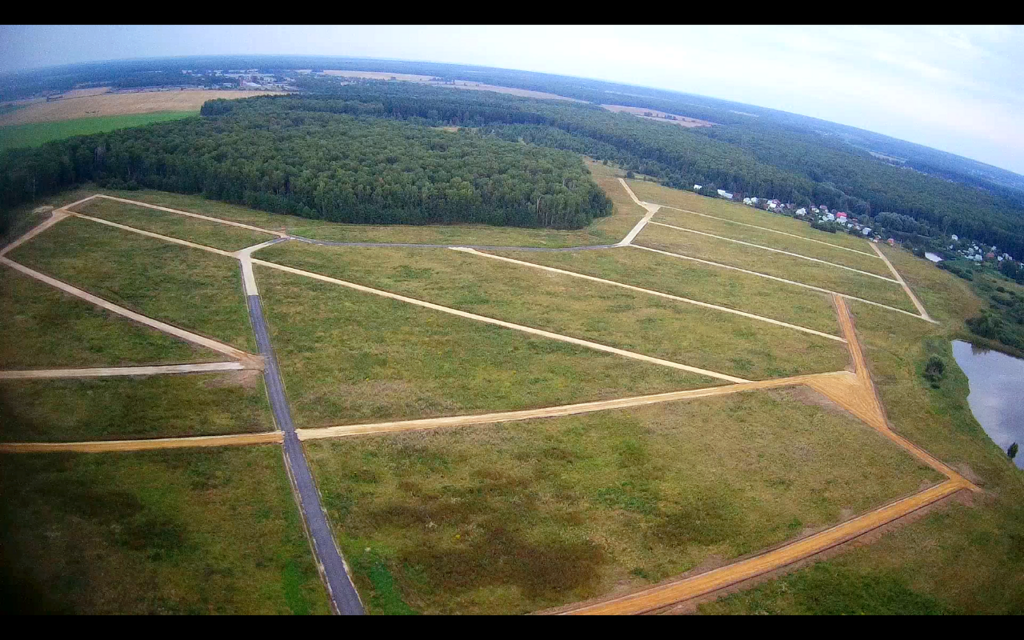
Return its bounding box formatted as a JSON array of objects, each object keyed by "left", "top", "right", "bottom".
[
  {"left": 702, "top": 273, "right": 1024, "bottom": 615},
  {"left": 652, "top": 207, "right": 891, "bottom": 277},
  {"left": 628, "top": 180, "right": 872, "bottom": 252},
  {"left": 0, "top": 112, "right": 196, "bottom": 152},
  {"left": 0, "top": 371, "right": 272, "bottom": 442},
  {"left": 875, "top": 244, "right": 982, "bottom": 327},
  {"left": 9, "top": 216, "right": 256, "bottom": 352},
  {"left": 490, "top": 247, "right": 841, "bottom": 336},
  {"left": 257, "top": 243, "right": 850, "bottom": 380},
  {"left": 0, "top": 267, "right": 214, "bottom": 369},
  {"left": 305, "top": 389, "right": 942, "bottom": 615},
  {"left": 256, "top": 265, "right": 710, "bottom": 429},
  {"left": 73, "top": 197, "right": 275, "bottom": 252},
  {"left": 636, "top": 224, "right": 915, "bottom": 312},
  {"left": 0, "top": 447, "right": 330, "bottom": 615}
]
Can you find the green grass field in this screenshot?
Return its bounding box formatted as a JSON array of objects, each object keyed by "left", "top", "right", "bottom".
[
  {"left": 9, "top": 216, "right": 256, "bottom": 353},
  {"left": 256, "top": 264, "right": 711, "bottom": 429},
  {"left": 0, "top": 266, "right": 215, "bottom": 369},
  {"left": 256, "top": 243, "right": 850, "bottom": 380},
  {"left": 0, "top": 112, "right": 197, "bottom": 152},
  {"left": 306, "top": 389, "right": 942, "bottom": 614},
  {"left": 696, "top": 250, "right": 1024, "bottom": 615},
  {"left": 0, "top": 446, "right": 330, "bottom": 614},
  {"left": 627, "top": 179, "right": 873, "bottom": 252},
  {"left": 652, "top": 207, "right": 891, "bottom": 277},
  {"left": 74, "top": 197, "right": 275, "bottom": 252},
  {"left": 0, "top": 371, "right": 272, "bottom": 442},
  {"left": 490, "top": 247, "right": 842, "bottom": 335},
  {"left": 636, "top": 223, "right": 915, "bottom": 311}
]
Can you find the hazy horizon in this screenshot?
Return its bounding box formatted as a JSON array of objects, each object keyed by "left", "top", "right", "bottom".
[{"left": 2, "top": 25, "right": 1022, "bottom": 176}]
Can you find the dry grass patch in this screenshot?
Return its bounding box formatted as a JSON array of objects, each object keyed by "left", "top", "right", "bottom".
[
  {"left": 0, "top": 90, "right": 284, "bottom": 126},
  {"left": 306, "top": 389, "right": 942, "bottom": 614}
]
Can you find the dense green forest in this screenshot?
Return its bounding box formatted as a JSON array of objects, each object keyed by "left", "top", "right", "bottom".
[{"left": 0, "top": 97, "right": 611, "bottom": 230}]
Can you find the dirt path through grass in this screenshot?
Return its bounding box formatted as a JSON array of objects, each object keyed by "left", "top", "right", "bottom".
[{"left": 0, "top": 361, "right": 249, "bottom": 379}]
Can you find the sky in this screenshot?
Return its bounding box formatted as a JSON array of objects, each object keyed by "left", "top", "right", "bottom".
[{"left": 2, "top": 24, "right": 1023, "bottom": 175}]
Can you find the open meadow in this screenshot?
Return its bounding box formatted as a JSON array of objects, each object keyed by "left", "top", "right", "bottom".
[{"left": 0, "top": 158, "right": 1015, "bottom": 615}]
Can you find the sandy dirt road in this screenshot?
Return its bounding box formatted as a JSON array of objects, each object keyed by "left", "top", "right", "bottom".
[
  {"left": 0, "top": 431, "right": 283, "bottom": 453},
  {"left": 0, "top": 361, "right": 249, "bottom": 379},
  {"left": 560, "top": 479, "right": 969, "bottom": 615},
  {"left": 296, "top": 371, "right": 850, "bottom": 441},
  {"left": 871, "top": 242, "right": 933, "bottom": 321}
]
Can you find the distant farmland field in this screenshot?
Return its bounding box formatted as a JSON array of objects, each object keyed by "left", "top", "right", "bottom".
[
  {"left": 0, "top": 112, "right": 196, "bottom": 151},
  {"left": 0, "top": 89, "right": 285, "bottom": 126}
]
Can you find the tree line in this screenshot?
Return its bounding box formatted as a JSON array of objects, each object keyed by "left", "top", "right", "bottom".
[{"left": 0, "top": 97, "right": 611, "bottom": 231}]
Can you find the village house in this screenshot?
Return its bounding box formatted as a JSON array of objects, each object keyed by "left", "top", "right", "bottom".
[{"left": 717, "top": 189, "right": 734, "bottom": 200}]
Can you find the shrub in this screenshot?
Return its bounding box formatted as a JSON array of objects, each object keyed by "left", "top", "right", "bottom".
[{"left": 923, "top": 355, "right": 946, "bottom": 388}]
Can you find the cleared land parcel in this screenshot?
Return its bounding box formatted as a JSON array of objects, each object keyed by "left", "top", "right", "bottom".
[
  {"left": 306, "top": 389, "right": 943, "bottom": 615},
  {"left": 256, "top": 243, "right": 851, "bottom": 380},
  {"left": 8, "top": 216, "right": 256, "bottom": 353},
  {"left": 255, "top": 265, "right": 712, "bottom": 429}
]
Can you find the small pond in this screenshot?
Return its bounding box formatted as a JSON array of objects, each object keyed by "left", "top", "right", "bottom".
[{"left": 951, "top": 340, "right": 1024, "bottom": 469}]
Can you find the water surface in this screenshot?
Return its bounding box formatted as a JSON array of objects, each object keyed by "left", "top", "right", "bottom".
[{"left": 951, "top": 340, "right": 1024, "bottom": 469}]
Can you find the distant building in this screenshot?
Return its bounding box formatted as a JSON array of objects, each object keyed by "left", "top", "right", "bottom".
[
  {"left": 862, "top": 227, "right": 872, "bottom": 236},
  {"left": 693, "top": 184, "right": 702, "bottom": 191},
  {"left": 795, "top": 207, "right": 807, "bottom": 216},
  {"left": 951, "top": 234, "right": 958, "bottom": 241},
  {"left": 888, "top": 238, "right": 896, "bottom": 246},
  {"left": 717, "top": 189, "right": 733, "bottom": 200}
]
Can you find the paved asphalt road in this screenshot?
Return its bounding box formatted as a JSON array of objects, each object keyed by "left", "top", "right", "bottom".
[{"left": 246, "top": 293, "right": 365, "bottom": 615}]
